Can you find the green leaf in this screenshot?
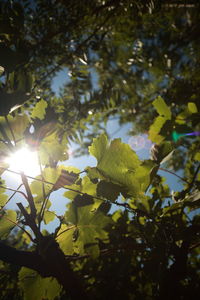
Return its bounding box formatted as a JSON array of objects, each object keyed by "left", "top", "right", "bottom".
[
  {"left": 88, "top": 135, "right": 144, "bottom": 197},
  {"left": 0, "top": 114, "right": 29, "bottom": 141},
  {"left": 0, "top": 210, "right": 17, "bottom": 239},
  {"left": 88, "top": 133, "right": 108, "bottom": 162},
  {"left": 161, "top": 202, "right": 183, "bottom": 215},
  {"left": 31, "top": 99, "right": 48, "bottom": 120},
  {"left": 194, "top": 152, "right": 200, "bottom": 161},
  {"left": 188, "top": 102, "right": 198, "bottom": 114},
  {"left": 53, "top": 169, "right": 79, "bottom": 191},
  {"left": 64, "top": 175, "right": 100, "bottom": 210},
  {"left": 18, "top": 267, "right": 61, "bottom": 300},
  {"left": 30, "top": 166, "right": 80, "bottom": 203},
  {"left": 64, "top": 203, "right": 111, "bottom": 257},
  {"left": 0, "top": 185, "right": 8, "bottom": 207},
  {"left": 39, "top": 132, "right": 68, "bottom": 165},
  {"left": 74, "top": 194, "right": 94, "bottom": 207},
  {"left": 153, "top": 96, "right": 171, "bottom": 119},
  {"left": 43, "top": 211, "right": 56, "bottom": 224},
  {"left": 56, "top": 224, "right": 75, "bottom": 255},
  {"left": 149, "top": 116, "right": 167, "bottom": 143},
  {"left": 96, "top": 180, "right": 121, "bottom": 202}
]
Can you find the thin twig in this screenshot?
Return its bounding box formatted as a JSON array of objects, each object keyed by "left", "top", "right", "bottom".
[
  {"left": 3, "top": 215, "right": 35, "bottom": 243},
  {"left": 0, "top": 185, "right": 28, "bottom": 200},
  {"left": 159, "top": 168, "right": 190, "bottom": 184},
  {"left": 0, "top": 183, "right": 23, "bottom": 211}
]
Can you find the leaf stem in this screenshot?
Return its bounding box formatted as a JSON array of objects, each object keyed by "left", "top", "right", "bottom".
[
  {"left": 0, "top": 185, "right": 28, "bottom": 200},
  {"left": 159, "top": 168, "right": 189, "bottom": 184},
  {"left": 3, "top": 215, "right": 35, "bottom": 243},
  {"left": 0, "top": 183, "right": 23, "bottom": 211}
]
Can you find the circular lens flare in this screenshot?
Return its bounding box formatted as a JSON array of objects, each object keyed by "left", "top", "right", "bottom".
[
  {"left": 128, "top": 135, "right": 146, "bottom": 151},
  {"left": 5, "top": 147, "right": 40, "bottom": 177}
]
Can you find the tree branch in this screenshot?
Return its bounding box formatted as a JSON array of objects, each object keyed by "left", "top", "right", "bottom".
[{"left": 0, "top": 239, "right": 90, "bottom": 300}]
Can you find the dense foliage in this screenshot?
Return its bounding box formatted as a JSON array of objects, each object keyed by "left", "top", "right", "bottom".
[{"left": 0, "top": 1, "right": 200, "bottom": 299}]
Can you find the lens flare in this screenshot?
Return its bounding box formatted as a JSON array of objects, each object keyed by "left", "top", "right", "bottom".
[
  {"left": 172, "top": 131, "right": 200, "bottom": 142},
  {"left": 128, "top": 135, "right": 152, "bottom": 151},
  {"left": 5, "top": 147, "right": 40, "bottom": 177}
]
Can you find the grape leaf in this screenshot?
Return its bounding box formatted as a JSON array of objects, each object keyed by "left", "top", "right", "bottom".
[
  {"left": 30, "top": 166, "right": 80, "bottom": 203},
  {"left": 0, "top": 114, "right": 29, "bottom": 141},
  {"left": 149, "top": 116, "right": 167, "bottom": 143},
  {"left": 18, "top": 267, "right": 61, "bottom": 300},
  {"left": 88, "top": 134, "right": 147, "bottom": 197},
  {"left": 63, "top": 203, "right": 112, "bottom": 257},
  {"left": 194, "top": 152, "right": 200, "bottom": 161},
  {"left": 0, "top": 210, "right": 17, "bottom": 239},
  {"left": 64, "top": 176, "right": 101, "bottom": 210},
  {"left": 39, "top": 131, "right": 68, "bottom": 165},
  {"left": 89, "top": 132, "right": 108, "bottom": 161},
  {"left": 188, "top": 102, "right": 198, "bottom": 114},
  {"left": 43, "top": 210, "right": 56, "bottom": 224},
  {"left": 56, "top": 224, "right": 75, "bottom": 255},
  {"left": 96, "top": 180, "right": 121, "bottom": 202},
  {"left": 31, "top": 99, "right": 48, "bottom": 120},
  {"left": 153, "top": 96, "right": 171, "bottom": 119},
  {"left": 0, "top": 184, "right": 8, "bottom": 207}
]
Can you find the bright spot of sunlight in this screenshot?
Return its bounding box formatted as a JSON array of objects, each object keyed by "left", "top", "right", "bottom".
[{"left": 5, "top": 147, "right": 40, "bottom": 177}]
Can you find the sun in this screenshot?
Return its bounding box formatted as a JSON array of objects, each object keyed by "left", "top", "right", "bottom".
[{"left": 6, "top": 147, "right": 40, "bottom": 177}]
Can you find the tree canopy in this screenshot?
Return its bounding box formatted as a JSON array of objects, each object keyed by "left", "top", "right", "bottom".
[{"left": 0, "top": 1, "right": 200, "bottom": 300}]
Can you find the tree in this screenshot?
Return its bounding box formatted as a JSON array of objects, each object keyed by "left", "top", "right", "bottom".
[{"left": 0, "top": 1, "right": 200, "bottom": 299}]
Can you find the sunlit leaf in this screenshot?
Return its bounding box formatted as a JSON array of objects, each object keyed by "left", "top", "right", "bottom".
[
  {"left": 188, "top": 102, "right": 198, "bottom": 114},
  {"left": 0, "top": 185, "right": 8, "bottom": 207},
  {"left": 64, "top": 203, "right": 111, "bottom": 257},
  {"left": 18, "top": 267, "right": 61, "bottom": 300},
  {"left": 148, "top": 116, "right": 166, "bottom": 143},
  {"left": 56, "top": 224, "right": 75, "bottom": 255},
  {"left": 39, "top": 131, "right": 68, "bottom": 165},
  {"left": 88, "top": 133, "right": 108, "bottom": 162},
  {"left": 194, "top": 152, "right": 200, "bottom": 161},
  {"left": 31, "top": 99, "right": 48, "bottom": 120},
  {"left": 43, "top": 210, "right": 56, "bottom": 224},
  {"left": 88, "top": 134, "right": 147, "bottom": 197},
  {"left": 152, "top": 96, "right": 171, "bottom": 119},
  {"left": 0, "top": 115, "right": 29, "bottom": 141},
  {"left": 0, "top": 210, "right": 17, "bottom": 239}
]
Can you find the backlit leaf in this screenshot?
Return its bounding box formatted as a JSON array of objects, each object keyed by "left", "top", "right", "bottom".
[
  {"left": 88, "top": 135, "right": 144, "bottom": 197},
  {"left": 188, "top": 102, "right": 198, "bottom": 114},
  {"left": 18, "top": 267, "right": 61, "bottom": 300},
  {"left": 153, "top": 96, "right": 171, "bottom": 119},
  {"left": 0, "top": 210, "right": 17, "bottom": 239},
  {"left": 149, "top": 116, "right": 166, "bottom": 143},
  {"left": 31, "top": 99, "right": 48, "bottom": 120},
  {"left": 56, "top": 224, "right": 75, "bottom": 255},
  {"left": 64, "top": 203, "right": 111, "bottom": 257},
  {"left": 0, "top": 185, "right": 8, "bottom": 207},
  {"left": 43, "top": 210, "right": 56, "bottom": 224},
  {"left": 89, "top": 133, "right": 108, "bottom": 162}
]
